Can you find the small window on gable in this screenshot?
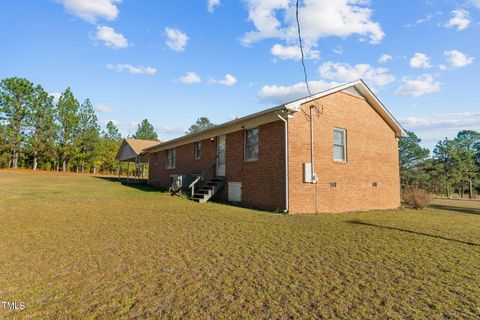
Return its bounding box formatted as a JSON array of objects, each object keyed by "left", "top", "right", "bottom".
[
  {"left": 333, "top": 128, "right": 347, "bottom": 162},
  {"left": 165, "top": 148, "right": 176, "bottom": 169},
  {"left": 194, "top": 142, "right": 201, "bottom": 160},
  {"left": 372, "top": 182, "right": 378, "bottom": 187},
  {"left": 330, "top": 182, "right": 337, "bottom": 189},
  {"left": 245, "top": 128, "right": 259, "bottom": 162}
]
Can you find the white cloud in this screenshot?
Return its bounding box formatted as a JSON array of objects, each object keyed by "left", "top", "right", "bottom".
[
  {"left": 207, "top": 0, "right": 220, "bottom": 12},
  {"left": 318, "top": 61, "right": 395, "bottom": 88},
  {"left": 258, "top": 80, "right": 340, "bottom": 104},
  {"left": 210, "top": 74, "right": 237, "bottom": 86},
  {"left": 57, "top": 0, "right": 121, "bottom": 23},
  {"left": 444, "top": 50, "right": 474, "bottom": 68},
  {"left": 379, "top": 54, "right": 392, "bottom": 63},
  {"left": 242, "top": 0, "right": 384, "bottom": 46},
  {"left": 94, "top": 26, "right": 128, "bottom": 49},
  {"left": 164, "top": 27, "right": 189, "bottom": 52},
  {"left": 333, "top": 45, "right": 343, "bottom": 55},
  {"left": 107, "top": 64, "right": 157, "bottom": 75},
  {"left": 50, "top": 92, "right": 61, "bottom": 105},
  {"left": 405, "top": 13, "right": 433, "bottom": 27},
  {"left": 155, "top": 124, "right": 186, "bottom": 135},
  {"left": 394, "top": 74, "right": 441, "bottom": 97},
  {"left": 400, "top": 112, "right": 480, "bottom": 130},
  {"left": 95, "top": 104, "right": 114, "bottom": 113},
  {"left": 445, "top": 9, "right": 471, "bottom": 31},
  {"left": 409, "top": 52, "right": 432, "bottom": 69},
  {"left": 471, "top": 0, "right": 480, "bottom": 9},
  {"left": 270, "top": 44, "right": 319, "bottom": 60},
  {"left": 180, "top": 72, "right": 202, "bottom": 84}
]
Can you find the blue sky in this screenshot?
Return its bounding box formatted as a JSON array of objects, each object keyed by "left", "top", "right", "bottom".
[{"left": 0, "top": 0, "right": 479, "bottom": 151}]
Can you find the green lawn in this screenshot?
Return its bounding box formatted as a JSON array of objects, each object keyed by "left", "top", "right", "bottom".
[{"left": 0, "top": 171, "right": 479, "bottom": 319}]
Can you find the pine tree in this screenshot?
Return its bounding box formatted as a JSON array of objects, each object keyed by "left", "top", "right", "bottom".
[
  {"left": 133, "top": 119, "right": 158, "bottom": 140},
  {"left": 453, "top": 130, "right": 480, "bottom": 198},
  {"left": 56, "top": 88, "right": 80, "bottom": 172},
  {"left": 0, "top": 121, "right": 9, "bottom": 168},
  {"left": 0, "top": 77, "right": 35, "bottom": 168},
  {"left": 186, "top": 117, "right": 216, "bottom": 134},
  {"left": 98, "top": 121, "right": 122, "bottom": 174},
  {"left": 27, "top": 85, "right": 57, "bottom": 170},
  {"left": 77, "top": 99, "right": 100, "bottom": 173},
  {"left": 398, "top": 131, "right": 430, "bottom": 187},
  {"left": 433, "top": 138, "right": 459, "bottom": 197},
  {"left": 105, "top": 120, "right": 122, "bottom": 142}
]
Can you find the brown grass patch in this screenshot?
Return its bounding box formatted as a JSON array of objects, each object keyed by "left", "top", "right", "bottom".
[{"left": 0, "top": 171, "right": 479, "bottom": 319}]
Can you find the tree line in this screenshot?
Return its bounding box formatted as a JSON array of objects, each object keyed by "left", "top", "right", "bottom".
[
  {"left": 400, "top": 130, "right": 480, "bottom": 198},
  {"left": 0, "top": 77, "right": 159, "bottom": 174}
]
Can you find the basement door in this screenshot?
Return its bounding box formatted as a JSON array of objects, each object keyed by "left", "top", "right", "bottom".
[{"left": 216, "top": 135, "right": 226, "bottom": 176}]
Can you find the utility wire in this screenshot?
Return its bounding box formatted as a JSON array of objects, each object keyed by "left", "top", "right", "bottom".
[{"left": 296, "top": 0, "right": 312, "bottom": 97}]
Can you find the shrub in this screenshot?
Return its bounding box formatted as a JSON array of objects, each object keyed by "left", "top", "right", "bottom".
[{"left": 402, "top": 187, "right": 431, "bottom": 209}]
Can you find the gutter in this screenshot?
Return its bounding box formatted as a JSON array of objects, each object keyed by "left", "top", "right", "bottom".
[{"left": 144, "top": 104, "right": 287, "bottom": 153}]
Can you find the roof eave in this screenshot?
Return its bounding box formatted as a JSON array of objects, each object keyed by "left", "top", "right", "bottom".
[
  {"left": 285, "top": 79, "right": 407, "bottom": 138},
  {"left": 144, "top": 105, "right": 287, "bottom": 153},
  {"left": 145, "top": 80, "right": 407, "bottom": 153}
]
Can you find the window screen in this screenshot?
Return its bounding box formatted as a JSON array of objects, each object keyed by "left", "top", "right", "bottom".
[
  {"left": 165, "top": 148, "right": 176, "bottom": 169},
  {"left": 194, "top": 142, "right": 201, "bottom": 160},
  {"left": 245, "top": 128, "right": 259, "bottom": 161},
  {"left": 333, "top": 128, "right": 346, "bottom": 161}
]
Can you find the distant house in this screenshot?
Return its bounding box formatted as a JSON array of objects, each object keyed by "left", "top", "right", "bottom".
[
  {"left": 143, "top": 80, "right": 407, "bottom": 214},
  {"left": 115, "top": 139, "right": 160, "bottom": 179}
]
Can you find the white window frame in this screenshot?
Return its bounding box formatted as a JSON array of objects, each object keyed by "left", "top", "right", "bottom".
[
  {"left": 194, "top": 142, "right": 201, "bottom": 160},
  {"left": 165, "top": 148, "right": 176, "bottom": 169},
  {"left": 244, "top": 128, "right": 259, "bottom": 162},
  {"left": 333, "top": 128, "right": 347, "bottom": 162}
]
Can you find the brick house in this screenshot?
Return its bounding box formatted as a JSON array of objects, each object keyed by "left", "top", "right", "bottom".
[{"left": 144, "top": 80, "right": 407, "bottom": 214}]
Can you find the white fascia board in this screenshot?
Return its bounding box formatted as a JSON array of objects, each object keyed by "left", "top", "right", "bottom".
[
  {"left": 285, "top": 80, "right": 407, "bottom": 138},
  {"left": 284, "top": 80, "right": 363, "bottom": 111},
  {"left": 145, "top": 111, "right": 283, "bottom": 153}
]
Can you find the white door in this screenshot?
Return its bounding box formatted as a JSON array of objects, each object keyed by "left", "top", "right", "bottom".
[{"left": 216, "top": 135, "right": 226, "bottom": 176}]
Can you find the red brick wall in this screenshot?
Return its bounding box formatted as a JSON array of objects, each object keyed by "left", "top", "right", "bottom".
[
  {"left": 149, "top": 121, "right": 286, "bottom": 211},
  {"left": 149, "top": 136, "right": 217, "bottom": 188},
  {"left": 287, "top": 90, "right": 401, "bottom": 213}
]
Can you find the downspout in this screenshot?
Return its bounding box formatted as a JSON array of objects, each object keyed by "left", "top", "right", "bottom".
[
  {"left": 310, "top": 106, "right": 315, "bottom": 181},
  {"left": 309, "top": 105, "right": 319, "bottom": 213},
  {"left": 277, "top": 112, "right": 289, "bottom": 213}
]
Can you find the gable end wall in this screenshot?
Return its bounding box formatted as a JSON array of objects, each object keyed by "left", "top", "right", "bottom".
[{"left": 288, "top": 91, "right": 401, "bottom": 213}]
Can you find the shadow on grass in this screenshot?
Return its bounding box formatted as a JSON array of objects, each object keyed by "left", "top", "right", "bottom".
[
  {"left": 348, "top": 220, "right": 479, "bottom": 247},
  {"left": 429, "top": 204, "right": 480, "bottom": 216},
  {"left": 93, "top": 176, "right": 161, "bottom": 193}
]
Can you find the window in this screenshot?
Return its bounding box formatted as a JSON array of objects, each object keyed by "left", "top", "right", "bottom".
[
  {"left": 244, "top": 128, "right": 259, "bottom": 162},
  {"left": 165, "top": 148, "right": 176, "bottom": 169},
  {"left": 372, "top": 182, "right": 378, "bottom": 187},
  {"left": 333, "top": 128, "right": 347, "bottom": 162},
  {"left": 194, "top": 142, "right": 201, "bottom": 160},
  {"left": 330, "top": 182, "right": 337, "bottom": 189}
]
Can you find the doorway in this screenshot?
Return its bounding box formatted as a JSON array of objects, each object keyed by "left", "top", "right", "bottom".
[{"left": 216, "top": 135, "right": 226, "bottom": 176}]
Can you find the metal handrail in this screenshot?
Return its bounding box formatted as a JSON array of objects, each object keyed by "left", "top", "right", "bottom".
[
  {"left": 189, "top": 162, "right": 216, "bottom": 197},
  {"left": 189, "top": 176, "right": 202, "bottom": 197}
]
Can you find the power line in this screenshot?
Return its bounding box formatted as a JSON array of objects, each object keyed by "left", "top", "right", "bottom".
[{"left": 296, "top": 0, "right": 312, "bottom": 97}]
